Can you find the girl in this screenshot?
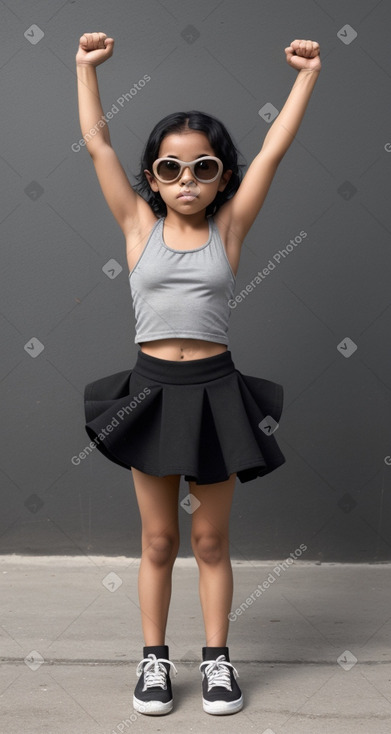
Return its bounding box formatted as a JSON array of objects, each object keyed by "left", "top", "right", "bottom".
[{"left": 77, "top": 32, "right": 321, "bottom": 716}]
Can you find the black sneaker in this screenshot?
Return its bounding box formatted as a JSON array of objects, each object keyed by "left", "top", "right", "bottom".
[
  {"left": 199, "top": 646, "right": 243, "bottom": 715},
  {"left": 133, "top": 645, "right": 177, "bottom": 715}
]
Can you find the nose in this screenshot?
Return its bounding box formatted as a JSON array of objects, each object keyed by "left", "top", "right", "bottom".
[{"left": 180, "top": 166, "right": 195, "bottom": 183}]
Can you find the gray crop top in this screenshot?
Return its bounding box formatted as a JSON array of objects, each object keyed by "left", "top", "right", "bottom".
[{"left": 128, "top": 216, "right": 236, "bottom": 345}]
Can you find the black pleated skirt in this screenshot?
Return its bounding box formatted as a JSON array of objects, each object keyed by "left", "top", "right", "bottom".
[{"left": 83, "top": 349, "right": 286, "bottom": 485}]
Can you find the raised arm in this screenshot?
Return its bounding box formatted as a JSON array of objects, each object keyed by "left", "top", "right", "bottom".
[
  {"left": 261, "top": 40, "right": 321, "bottom": 161},
  {"left": 75, "top": 33, "right": 148, "bottom": 235},
  {"left": 220, "top": 40, "right": 321, "bottom": 244}
]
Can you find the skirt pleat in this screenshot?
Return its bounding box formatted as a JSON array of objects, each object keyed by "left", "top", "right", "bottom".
[{"left": 84, "top": 350, "right": 286, "bottom": 485}]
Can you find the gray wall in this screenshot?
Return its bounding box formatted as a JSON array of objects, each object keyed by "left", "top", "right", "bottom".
[{"left": 1, "top": 0, "right": 390, "bottom": 560}]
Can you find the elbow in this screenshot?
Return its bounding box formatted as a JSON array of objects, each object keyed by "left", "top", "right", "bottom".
[
  {"left": 261, "top": 146, "right": 284, "bottom": 168},
  {"left": 88, "top": 141, "right": 112, "bottom": 159}
]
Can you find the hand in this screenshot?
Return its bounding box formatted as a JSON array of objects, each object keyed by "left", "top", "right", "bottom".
[
  {"left": 285, "top": 39, "right": 321, "bottom": 71},
  {"left": 75, "top": 32, "right": 114, "bottom": 67}
]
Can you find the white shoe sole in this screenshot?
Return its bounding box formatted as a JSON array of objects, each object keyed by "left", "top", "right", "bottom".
[
  {"left": 203, "top": 694, "right": 243, "bottom": 715},
  {"left": 133, "top": 695, "right": 173, "bottom": 715}
]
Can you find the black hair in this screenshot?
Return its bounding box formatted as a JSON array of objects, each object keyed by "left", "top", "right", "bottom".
[{"left": 132, "top": 110, "right": 246, "bottom": 217}]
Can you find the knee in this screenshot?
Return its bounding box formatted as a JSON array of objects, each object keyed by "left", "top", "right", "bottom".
[
  {"left": 192, "top": 532, "right": 227, "bottom": 565},
  {"left": 143, "top": 533, "right": 179, "bottom": 567}
]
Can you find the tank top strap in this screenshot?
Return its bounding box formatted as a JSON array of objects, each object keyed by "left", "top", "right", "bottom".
[
  {"left": 146, "top": 217, "right": 164, "bottom": 254},
  {"left": 146, "top": 216, "right": 216, "bottom": 255},
  {"left": 139, "top": 216, "right": 225, "bottom": 261}
]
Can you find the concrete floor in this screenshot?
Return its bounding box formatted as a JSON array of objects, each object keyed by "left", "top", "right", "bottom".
[{"left": 0, "top": 556, "right": 390, "bottom": 734}]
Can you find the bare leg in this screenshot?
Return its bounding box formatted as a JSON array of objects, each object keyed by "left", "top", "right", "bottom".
[
  {"left": 131, "top": 468, "right": 180, "bottom": 646},
  {"left": 189, "top": 473, "right": 236, "bottom": 646}
]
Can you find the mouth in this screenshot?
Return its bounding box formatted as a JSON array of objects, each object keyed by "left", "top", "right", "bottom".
[{"left": 177, "top": 191, "right": 198, "bottom": 200}]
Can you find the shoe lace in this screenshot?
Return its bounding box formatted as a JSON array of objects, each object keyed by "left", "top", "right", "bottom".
[
  {"left": 199, "top": 654, "right": 239, "bottom": 691},
  {"left": 136, "top": 654, "right": 178, "bottom": 690}
]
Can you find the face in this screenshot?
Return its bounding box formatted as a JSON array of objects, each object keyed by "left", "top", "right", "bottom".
[{"left": 144, "top": 130, "right": 232, "bottom": 215}]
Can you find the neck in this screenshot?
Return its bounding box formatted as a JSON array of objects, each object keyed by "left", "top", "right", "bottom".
[{"left": 164, "top": 208, "right": 209, "bottom": 230}]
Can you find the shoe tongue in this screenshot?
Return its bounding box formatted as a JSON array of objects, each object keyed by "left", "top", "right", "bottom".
[
  {"left": 143, "top": 645, "right": 169, "bottom": 659},
  {"left": 202, "top": 646, "right": 229, "bottom": 662}
]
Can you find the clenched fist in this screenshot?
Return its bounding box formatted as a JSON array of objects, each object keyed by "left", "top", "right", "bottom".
[
  {"left": 285, "top": 40, "right": 321, "bottom": 71},
  {"left": 76, "top": 32, "right": 114, "bottom": 67}
]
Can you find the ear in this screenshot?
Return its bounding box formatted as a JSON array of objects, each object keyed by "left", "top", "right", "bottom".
[
  {"left": 144, "top": 169, "right": 160, "bottom": 192},
  {"left": 218, "top": 169, "right": 232, "bottom": 192}
]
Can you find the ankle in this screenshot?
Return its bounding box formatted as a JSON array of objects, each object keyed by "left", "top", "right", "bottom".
[
  {"left": 202, "top": 645, "right": 230, "bottom": 662},
  {"left": 143, "top": 644, "right": 169, "bottom": 658}
]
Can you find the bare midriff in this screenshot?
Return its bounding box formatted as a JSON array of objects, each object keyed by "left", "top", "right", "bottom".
[{"left": 140, "top": 338, "right": 227, "bottom": 361}]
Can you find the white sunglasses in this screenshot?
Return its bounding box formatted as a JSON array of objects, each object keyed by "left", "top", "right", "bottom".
[{"left": 151, "top": 156, "right": 223, "bottom": 183}]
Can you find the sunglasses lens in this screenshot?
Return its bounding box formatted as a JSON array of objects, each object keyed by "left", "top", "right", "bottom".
[
  {"left": 194, "top": 158, "right": 219, "bottom": 180},
  {"left": 156, "top": 159, "right": 181, "bottom": 180}
]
